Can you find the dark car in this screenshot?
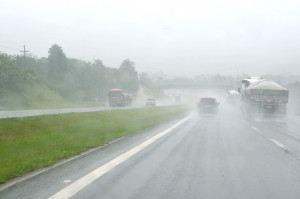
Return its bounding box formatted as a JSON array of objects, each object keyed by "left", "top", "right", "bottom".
[{"left": 197, "top": 98, "right": 219, "bottom": 113}]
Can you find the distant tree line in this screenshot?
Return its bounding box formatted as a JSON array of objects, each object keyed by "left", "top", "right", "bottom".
[{"left": 0, "top": 44, "right": 139, "bottom": 108}]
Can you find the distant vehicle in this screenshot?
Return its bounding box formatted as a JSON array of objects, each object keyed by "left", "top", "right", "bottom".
[
  {"left": 145, "top": 98, "right": 156, "bottom": 107},
  {"left": 108, "top": 89, "right": 132, "bottom": 107},
  {"left": 225, "top": 90, "right": 240, "bottom": 103},
  {"left": 197, "top": 98, "right": 219, "bottom": 113},
  {"left": 239, "top": 77, "right": 288, "bottom": 114}
]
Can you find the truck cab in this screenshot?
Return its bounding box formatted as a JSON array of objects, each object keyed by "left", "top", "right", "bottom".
[{"left": 108, "top": 89, "right": 132, "bottom": 107}]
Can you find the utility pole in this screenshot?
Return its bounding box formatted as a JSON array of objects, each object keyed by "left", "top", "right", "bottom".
[{"left": 20, "top": 45, "right": 29, "bottom": 65}]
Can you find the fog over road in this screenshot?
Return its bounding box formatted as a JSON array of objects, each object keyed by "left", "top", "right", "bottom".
[{"left": 1, "top": 107, "right": 300, "bottom": 199}]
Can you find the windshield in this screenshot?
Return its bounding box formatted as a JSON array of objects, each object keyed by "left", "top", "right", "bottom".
[
  {"left": 109, "top": 92, "right": 122, "bottom": 97},
  {"left": 1, "top": 1, "right": 300, "bottom": 199},
  {"left": 201, "top": 98, "right": 215, "bottom": 102}
]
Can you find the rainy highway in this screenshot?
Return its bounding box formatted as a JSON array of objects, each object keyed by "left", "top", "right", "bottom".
[
  {"left": 2, "top": 1, "right": 300, "bottom": 198},
  {"left": 1, "top": 106, "right": 300, "bottom": 199}
]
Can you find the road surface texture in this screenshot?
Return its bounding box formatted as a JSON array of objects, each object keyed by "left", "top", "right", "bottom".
[
  {"left": 1, "top": 106, "right": 300, "bottom": 199},
  {"left": 0, "top": 103, "right": 173, "bottom": 119}
]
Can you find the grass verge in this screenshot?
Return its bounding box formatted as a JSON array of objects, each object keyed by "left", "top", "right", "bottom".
[{"left": 0, "top": 105, "right": 191, "bottom": 183}]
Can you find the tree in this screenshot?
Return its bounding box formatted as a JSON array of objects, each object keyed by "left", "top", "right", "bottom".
[
  {"left": 0, "top": 53, "right": 35, "bottom": 97},
  {"left": 16, "top": 54, "right": 37, "bottom": 68},
  {"left": 118, "top": 59, "right": 139, "bottom": 94},
  {"left": 120, "top": 59, "right": 135, "bottom": 72},
  {"left": 48, "top": 44, "right": 67, "bottom": 81},
  {"left": 92, "top": 59, "right": 107, "bottom": 100},
  {"left": 139, "top": 72, "right": 153, "bottom": 88},
  {"left": 93, "top": 59, "right": 105, "bottom": 69}
]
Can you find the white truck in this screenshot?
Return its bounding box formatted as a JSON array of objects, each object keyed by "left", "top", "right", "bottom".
[{"left": 239, "top": 77, "right": 288, "bottom": 114}]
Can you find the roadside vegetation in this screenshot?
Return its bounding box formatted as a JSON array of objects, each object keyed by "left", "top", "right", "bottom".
[
  {"left": 0, "top": 105, "right": 191, "bottom": 183},
  {"left": 0, "top": 46, "right": 139, "bottom": 109}
]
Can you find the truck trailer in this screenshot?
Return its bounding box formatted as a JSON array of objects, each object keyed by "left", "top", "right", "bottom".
[{"left": 239, "top": 77, "right": 288, "bottom": 115}]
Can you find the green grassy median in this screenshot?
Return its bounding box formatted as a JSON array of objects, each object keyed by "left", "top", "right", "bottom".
[{"left": 0, "top": 105, "right": 191, "bottom": 183}]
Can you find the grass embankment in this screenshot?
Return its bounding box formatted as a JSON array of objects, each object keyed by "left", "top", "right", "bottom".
[{"left": 0, "top": 105, "right": 191, "bottom": 183}]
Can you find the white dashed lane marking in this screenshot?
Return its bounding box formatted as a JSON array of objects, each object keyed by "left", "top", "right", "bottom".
[
  {"left": 270, "top": 139, "right": 286, "bottom": 149},
  {"left": 251, "top": 126, "right": 258, "bottom": 131}
]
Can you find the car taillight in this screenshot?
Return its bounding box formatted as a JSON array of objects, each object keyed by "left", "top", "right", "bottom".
[
  {"left": 199, "top": 99, "right": 202, "bottom": 102},
  {"left": 280, "top": 103, "right": 285, "bottom": 106},
  {"left": 214, "top": 99, "right": 217, "bottom": 103}
]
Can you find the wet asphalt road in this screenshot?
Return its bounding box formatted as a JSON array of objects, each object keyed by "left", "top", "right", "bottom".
[
  {"left": 0, "top": 104, "right": 172, "bottom": 119},
  {"left": 1, "top": 108, "right": 300, "bottom": 199},
  {"left": 0, "top": 106, "right": 139, "bottom": 119}
]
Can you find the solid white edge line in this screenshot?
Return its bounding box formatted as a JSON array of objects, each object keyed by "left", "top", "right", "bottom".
[
  {"left": 48, "top": 116, "right": 191, "bottom": 199},
  {"left": 270, "top": 139, "right": 286, "bottom": 149}
]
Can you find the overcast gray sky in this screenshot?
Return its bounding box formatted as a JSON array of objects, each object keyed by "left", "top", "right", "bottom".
[{"left": 1, "top": 0, "right": 300, "bottom": 76}]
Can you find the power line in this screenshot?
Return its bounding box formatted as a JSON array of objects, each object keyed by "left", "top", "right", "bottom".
[{"left": 0, "top": 45, "right": 20, "bottom": 52}]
